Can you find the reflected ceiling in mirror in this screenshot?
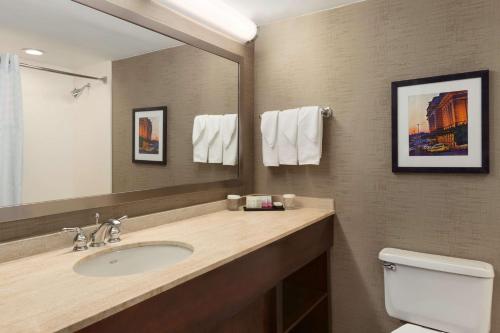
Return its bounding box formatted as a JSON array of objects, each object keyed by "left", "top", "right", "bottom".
[{"left": 0, "top": 0, "right": 239, "bottom": 208}]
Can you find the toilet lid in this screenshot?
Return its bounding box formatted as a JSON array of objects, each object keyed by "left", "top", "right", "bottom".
[{"left": 392, "top": 324, "right": 441, "bottom": 333}]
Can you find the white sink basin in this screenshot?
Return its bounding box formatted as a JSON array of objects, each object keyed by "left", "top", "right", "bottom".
[{"left": 74, "top": 242, "right": 193, "bottom": 277}]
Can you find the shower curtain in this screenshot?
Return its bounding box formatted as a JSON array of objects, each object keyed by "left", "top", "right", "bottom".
[{"left": 0, "top": 53, "right": 23, "bottom": 207}]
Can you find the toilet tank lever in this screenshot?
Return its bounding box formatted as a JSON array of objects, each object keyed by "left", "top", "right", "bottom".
[{"left": 383, "top": 262, "right": 397, "bottom": 271}]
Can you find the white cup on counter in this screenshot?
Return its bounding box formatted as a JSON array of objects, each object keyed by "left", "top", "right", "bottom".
[
  {"left": 226, "top": 195, "right": 241, "bottom": 211},
  {"left": 282, "top": 194, "right": 296, "bottom": 210}
]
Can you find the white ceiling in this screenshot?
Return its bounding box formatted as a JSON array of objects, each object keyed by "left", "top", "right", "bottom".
[
  {"left": 0, "top": 0, "right": 183, "bottom": 69},
  {"left": 0, "top": 0, "right": 365, "bottom": 69},
  {"left": 225, "top": 0, "right": 365, "bottom": 25}
]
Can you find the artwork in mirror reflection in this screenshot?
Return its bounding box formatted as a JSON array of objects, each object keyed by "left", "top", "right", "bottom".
[
  {"left": 0, "top": 0, "right": 239, "bottom": 208},
  {"left": 139, "top": 117, "right": 160, "bottom": 155},
  {"left": 133, "top": 107, "right": 167, "bottom": 165}
]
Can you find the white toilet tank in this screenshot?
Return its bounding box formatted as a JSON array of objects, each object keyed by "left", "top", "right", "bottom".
[{"left": 379, "top": 248, "right": 494, "bottom": 333}]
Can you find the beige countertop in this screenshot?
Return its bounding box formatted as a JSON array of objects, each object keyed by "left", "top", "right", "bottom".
[{"left": 0, "top": 201, "right": 334, "bottom": 333}]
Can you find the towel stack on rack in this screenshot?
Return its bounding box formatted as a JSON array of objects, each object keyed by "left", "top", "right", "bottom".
[
  {"left": 193, "top": 114, "right": 238, "bottom": 166},
  {"left": 260, "top": 106, "right": 331, "bottom": 167}
]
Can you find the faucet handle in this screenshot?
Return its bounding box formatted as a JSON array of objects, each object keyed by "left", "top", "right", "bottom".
[
  {"left": 107, "top": 215, "right": 127, "bottom": 224},
  {"left": 62, "top": 227, "right": 79, "bottom": 232},
  {"left": 104, "top": 216, "right": 126, "bottom": 243},
  {"left": 107, "top": 216, "right": 126, "bottom": 243},
  {"left": 108, "top": 225, "right": 121, "bottom": 243},
  {"left": 62, "top": 227, "right": 88, "bottom": 251}
]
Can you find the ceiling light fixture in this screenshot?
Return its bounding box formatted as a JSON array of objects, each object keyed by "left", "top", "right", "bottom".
[
  {"left": 22, "top": 48, "right": 44, "bottom": 56},
  {"left": 153, "top": 0, "right": 257, "bottom": 43}
]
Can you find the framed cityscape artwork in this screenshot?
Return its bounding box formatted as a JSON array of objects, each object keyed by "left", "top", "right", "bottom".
[
  {"left": 132, "top": 106, "right": 167, "bottom": 165},
  {"left": 392, "top": 70, "right": 489, "bottom": 173}
]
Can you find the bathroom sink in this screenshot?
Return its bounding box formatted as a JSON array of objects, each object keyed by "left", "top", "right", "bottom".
[{"left": 74, "top": 242, "right": 193, "bottom": 277}]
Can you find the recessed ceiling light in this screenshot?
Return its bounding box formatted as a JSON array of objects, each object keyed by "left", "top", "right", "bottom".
[{"left": 22, "top": 48, "right": 44, "bottom": 56}]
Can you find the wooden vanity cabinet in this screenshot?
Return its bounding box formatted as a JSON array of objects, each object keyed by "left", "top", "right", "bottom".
[
  {"left": 78, "top": 217, "right": 333, "bottom": 333},
  {"left": 278, "top": 252, "right": 330, "bottom": 333}
]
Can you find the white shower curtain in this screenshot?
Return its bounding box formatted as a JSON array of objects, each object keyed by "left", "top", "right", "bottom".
[{"left": 0, "top": 54, "right": 23, "bottom": 207}]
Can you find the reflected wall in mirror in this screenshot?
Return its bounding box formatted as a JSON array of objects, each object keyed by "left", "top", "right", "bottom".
[{"left": 0, "top": 0, "right": 239, "bottom": 208}]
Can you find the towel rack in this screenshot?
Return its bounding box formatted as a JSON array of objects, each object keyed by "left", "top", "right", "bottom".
[{"left": 259, "top": 106, "right": 333, "bottom": 119}]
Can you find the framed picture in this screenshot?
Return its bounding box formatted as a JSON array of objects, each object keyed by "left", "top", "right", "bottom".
[
  {"left": 392, "top": 70, "right": 489, "bottom": 173},
  {"left": 132, "top": 106, "right": 167, "bottom": 165}
]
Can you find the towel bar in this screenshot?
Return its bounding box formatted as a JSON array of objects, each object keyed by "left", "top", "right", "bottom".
[{"left": 259, "top": 107, "right": 333, "bottom": 119}]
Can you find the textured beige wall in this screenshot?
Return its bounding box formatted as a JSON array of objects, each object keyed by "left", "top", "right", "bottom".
[
  {"left": 112, "top": 45, "right": 238, "bottom": 192},
  {"left": 253, "top": 0, "right": 500, "bottom": 331}
]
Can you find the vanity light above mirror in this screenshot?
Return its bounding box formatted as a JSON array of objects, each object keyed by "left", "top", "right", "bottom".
[{"left": 153, "top": 0, "right": 258, "bottom": 43}]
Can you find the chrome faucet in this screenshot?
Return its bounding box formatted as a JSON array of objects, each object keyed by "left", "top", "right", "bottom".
[{"left": 89, "top": 215, "right": 127, "bottom": 247}]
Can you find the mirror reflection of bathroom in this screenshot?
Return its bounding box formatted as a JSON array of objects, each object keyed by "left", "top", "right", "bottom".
[{"left": 0, "top": 0, "right": 239, "bottom": 208}]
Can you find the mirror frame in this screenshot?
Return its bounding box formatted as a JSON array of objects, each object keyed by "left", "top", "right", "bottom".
[{"left": 0, "top": 0, "right": 245, "bottom": 224}]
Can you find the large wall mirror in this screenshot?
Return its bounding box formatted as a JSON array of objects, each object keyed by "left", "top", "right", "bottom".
[{"left": 0, "top": 0, "right": 240, "bottom": 212}]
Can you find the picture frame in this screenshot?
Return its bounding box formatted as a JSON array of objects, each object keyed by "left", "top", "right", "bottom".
[
  {"left": 392, "top": 70, "right": 489, "bottom": 173},
  {"left": 132, "top": 106, "right": 167, "bottom": 165}
]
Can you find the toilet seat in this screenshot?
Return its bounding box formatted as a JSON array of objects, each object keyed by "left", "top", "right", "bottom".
[{"left": 392, "top": 324, "right": 442, "bottom": 333}]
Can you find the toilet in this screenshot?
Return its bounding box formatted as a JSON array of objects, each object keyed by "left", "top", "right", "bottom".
[{"left": 379, "top": 248, "right": 495, "bottom": 333}]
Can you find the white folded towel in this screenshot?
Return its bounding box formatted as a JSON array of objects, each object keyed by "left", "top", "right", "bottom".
[
  {"left": 221, "top": 114, "right": 238, "bottom": 166},
  {"left": 298, "top": 106, "right": 323, "bottom": 165},
  {"left": 207, "top": 115, "right": 223, "bottom": 163},
  {"left": 260, "top": 111, "right": 280, "bottom": 167},
  {"left": 278, "top": 108, "right": 299, "bottom": 165},
  {"left": 192, "top": 115, "right": 209, "bottom": 163}
]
